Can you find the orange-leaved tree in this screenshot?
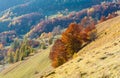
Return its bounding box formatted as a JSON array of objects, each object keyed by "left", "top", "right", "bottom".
[
  {"left": 61, "top": 23, "right": 83, "bottom": 58},
  {"left": 49, "top": 39, "right": 68, "bottom": 68},
  {"left": 50, "top": 17, "right": 97, "bottom": 68}
]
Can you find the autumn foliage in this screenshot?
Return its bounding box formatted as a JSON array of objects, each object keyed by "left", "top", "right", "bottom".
[
  {"left": 49, "top": 39, "right": 67, "bottom": 67},
  {"left": 49, "top": 17, "right": 97, "bottom": 68},
  {"left": 50, "top": 11, "right": 117, "bottom": 67},
  {"left": 28, "top": 3, "right": 120, "bottom": 39},
  {"left": 99, "top": 12, "right": 118, "bottom": 23}
]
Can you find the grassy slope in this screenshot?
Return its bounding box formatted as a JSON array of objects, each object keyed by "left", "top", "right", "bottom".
[
  {"left": 0, "top": 48, "right": 52, "bottom": 78},
  {"left": 44, "top": 15, "right": 120, "bottom": 78},
  {"left": 0, "top": 15, "right": 120, "bottom": 78}
]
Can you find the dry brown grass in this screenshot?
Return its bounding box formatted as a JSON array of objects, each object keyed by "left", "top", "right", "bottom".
[{"left": 44, "top": 15, "right": 120, "bottom": 78}]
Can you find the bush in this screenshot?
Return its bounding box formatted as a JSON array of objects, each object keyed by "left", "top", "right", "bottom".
[
  {"left": 49, "top": 38, "right": 53, "bottom": 45},
  {"left": 41, "top": 43, "right": 47, "bottom": 49},
  {"left": 7, "top": 51, "right": 14, "bottom": 63},
  {"left": 11, "top": 39, "right": 20, "bottom": 51}
]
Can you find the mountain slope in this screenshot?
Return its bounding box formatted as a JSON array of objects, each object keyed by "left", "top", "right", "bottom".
[
  {"left": 43, "top": 15, "right": 120, "bottom": 78},
  {"left": 0, "top": 0, "right": 112, "bottom": 35},
  {"left": 0, "top": 48, "right": 52, "bottom": 78},
  {"left": 0, "top": 1, "right": 117, "bottom": 46},
  {"left": 0, "top": 9, "right": 120, "bottom": 78}
]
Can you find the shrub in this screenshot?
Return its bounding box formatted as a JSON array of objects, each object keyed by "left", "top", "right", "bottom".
[
  {"left": 41, "top": 43, "right": 47, "bottom": 49},
  {"left": 49, "top": 38, "right": 54, "bottom": 45},
  {"left": 11, "top": 39, "right": 21, "bottom": 51},
  {"left": 7, "top": 51, "right": 14, "bottom": 63}
]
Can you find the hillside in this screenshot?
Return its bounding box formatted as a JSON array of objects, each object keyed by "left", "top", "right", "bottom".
[
  {"left": 0, "top": 48, "right": 52, "bottom": 78},
  {"left": 0, "top": 0, "right": 103, "bottom": 34},
  {"left": 42, "top": 15, "right": 120, "bottom": 78},
  {"left": 0, "top": 1, "right": 120, "bottom": 78},
  {"left": 27, "top": 2, "right": 120, "bottom": 39},
  {"left": 0, "top": 8, "right": 120, "bottom": 78},
  {"left": 0, "top": 0, "right": 113, "bottom": 63},
  {"left": 0, "top": 0, "right": 110, "bottom": 46}
]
